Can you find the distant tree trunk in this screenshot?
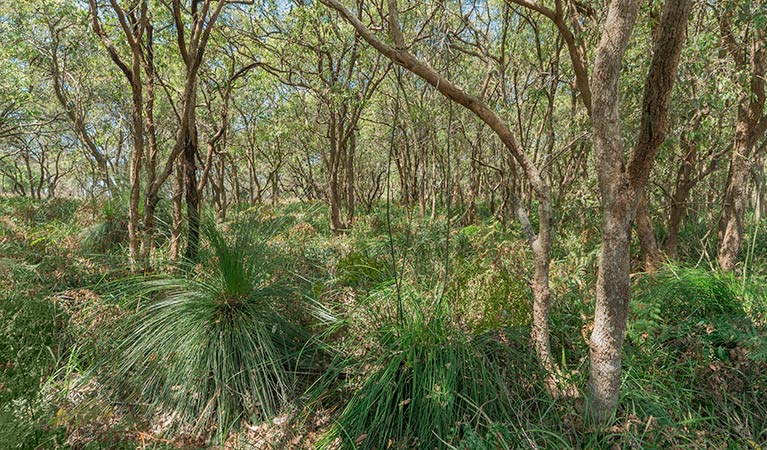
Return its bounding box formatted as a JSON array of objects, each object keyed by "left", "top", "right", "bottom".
[
  {"left": 170, "top": 160, "right": 184, "bottom": 262},
  {"left": 466, "top": 126, "right": 481, "bottom": 225},
  {"left": 328, "top": 113, "right": 345, "bottom": 232},
  {"left": 588, "top": 0, "right": 690, "bottom": 422},
  {"left": 346, "top": 131, "right": 356, "bottom": 226},
  {"left": 716, "top": 13, "right": 766, "bottom": 272},
  {"left": 636, "top": 190, "right": 661, "bottom": 272},
  {"left": 718, "top": 130, "right": 752, "bottom": 272},
  {"left": 664, "top": 114, "right": 701, "bottom": 257},
  {"left": 229, "top": 153, "right": 240, "bottom": 207},
  {"left": 271, "top": 170, "right": 279, "bottom": 205}
]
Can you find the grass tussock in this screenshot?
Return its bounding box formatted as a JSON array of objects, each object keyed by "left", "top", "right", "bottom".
[{"left": 96, "top": 221, "right": 311, "bottom": 443}]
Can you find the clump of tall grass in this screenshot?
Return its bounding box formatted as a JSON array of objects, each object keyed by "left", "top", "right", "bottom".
[
  {"left": 97, "top": 221, "right": 309, "bottom": 442},
  {"left": 623, "top": 265, "right": 767, "bottom": 445},
  {"left": 317, "top": 284, "right": 514, "bottom": 450}
]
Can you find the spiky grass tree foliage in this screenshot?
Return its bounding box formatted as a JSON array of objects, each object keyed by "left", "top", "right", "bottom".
[
  {"left": 318, "top": 286, "right": 513, "bottom": 450},
  {"left": 79, "top": 200, "right": 128, "bottom": 254},
  {"left": 101, "top": 222, "right": 307, "bottom": 441}
]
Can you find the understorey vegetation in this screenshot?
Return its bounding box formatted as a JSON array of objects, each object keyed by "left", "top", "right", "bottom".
[{"left": 1, "top": 197, "right": 765, "bottom": 448}]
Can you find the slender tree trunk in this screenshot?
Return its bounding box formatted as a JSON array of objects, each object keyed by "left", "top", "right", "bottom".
[
  {"left": 716, "top": 12, "right": 767, "bottom": 271},
  {"left": 636, "top": 190, "right": 661, "bottom": 272},
  {"left": 329, "top": 167, "right": 343, "bottom": 231},
  {"left": 127, "top": 63, "right": 144, "bottom": 269},
  {"left": 170, "top": 159, "right": 184, "bottom": 261},
  {"left": 328, "top": 123, "right": 345, "bottom": 231},
  {"left": 665, "top": 144, "right": 697, "bottom": 258},
  {"left": 141, "top": 23, "right": 158, "bottom": 262},
  {"left": 346, "top": 131, "right": 356, "bottom": 226},
  {"left": 183, "top": 119, "right": 201, "bottom": 262}
]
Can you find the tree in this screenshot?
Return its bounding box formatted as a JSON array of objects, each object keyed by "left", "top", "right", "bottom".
[
  {"left": 89, "top": 0, "right": 148, "bottom": 268},
  {"left": 586, "top": 0, "right": 692, "bottom": 421},
  {"left": 318, "top": 0, "right": 561, "bottom": 391},
  {"left": 716, "top": 2, "right": 767, "bottom": 272}
]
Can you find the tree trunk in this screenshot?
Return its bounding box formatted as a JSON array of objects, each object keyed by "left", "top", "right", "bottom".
[
  {"left": 588, "top": 0, "right": 690, "bottom": 422},
  {"left": 170, "top": 159, "right": 184, "bottom": 262},
  {"left": 328, "top": 119, "right": 345, "bottom": 232},
  {"left": 589, "top": 205, "right": 632, "bottom": 421},
  {"left": 716, "top": 12, "right": 767, "bottom": 271},
  {"left": 717, "top": 128, "right": 751, "bottom": 271},
  {"left": 664, "top": 142, "right": 697, "bottom": 258},
  {"left": 346, "top": 131, "right": 356, "bottom": 226},
  {"left": 141, "top": 23, "right": 158, "bottom": 262},
  {"left": 329, "top": 168, "right": 343, "bottom": 231},
  {"left": 636, "top": 190, "right": 661, "bottom": 272},
  {"left": 127, "top": 64, "right": 144, "bottom": 269},
  {"left": 183, "top": 121, "right": 201, "bottom": 262}
]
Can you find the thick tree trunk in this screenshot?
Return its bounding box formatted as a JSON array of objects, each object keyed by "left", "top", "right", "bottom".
[
  {"left": 589, "top": 205, "right": 632, "bottom": 421},
  {"left": 588, "top": 0, "right": 690, "bottom": 422}
]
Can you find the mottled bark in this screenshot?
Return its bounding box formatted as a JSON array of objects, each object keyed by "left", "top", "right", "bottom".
[
  {"left": 718, "top": 131, "right": 752, "bottom": 272},
  {"left": 588, "top": 0, "right": 691, "bottom": 422},
  {"left": 717, "top": 18, "right": 766, "bottom": 271}
]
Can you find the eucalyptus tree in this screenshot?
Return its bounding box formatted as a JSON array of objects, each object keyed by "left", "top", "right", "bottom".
[
  {"left": 264, "top": 1, "right": 388, "bottom": 231},
  {"left": 166, "top": 0, "right": 238, "bottom": 261},
  {"left": 1, "top": 1, "right": 121, "bottom": 196},
  {"left": 317, "top": 0, "right": 563, "bottom": 393},
  {"left": 716, "top": 1, "right": 767, "bottom": 272},
  {"left": 582, "top": 0, "right": 692, "bottom": 420},
  {"left": 88, "top": 0, "right": 150, "bottom": 267},
  {"left": 656, "top": 10, "right": 736, "bottom": 259}
]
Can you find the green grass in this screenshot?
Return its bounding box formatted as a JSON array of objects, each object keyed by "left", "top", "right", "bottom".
[
  {"left": 316, "top": 291, "right": 515, "bottom": 450},
  {"left": 94, "top": 220, "right": 312, "bottom": 444},
  {"left": 2, "top": 197, "right": 767, "bottom": 449}
]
